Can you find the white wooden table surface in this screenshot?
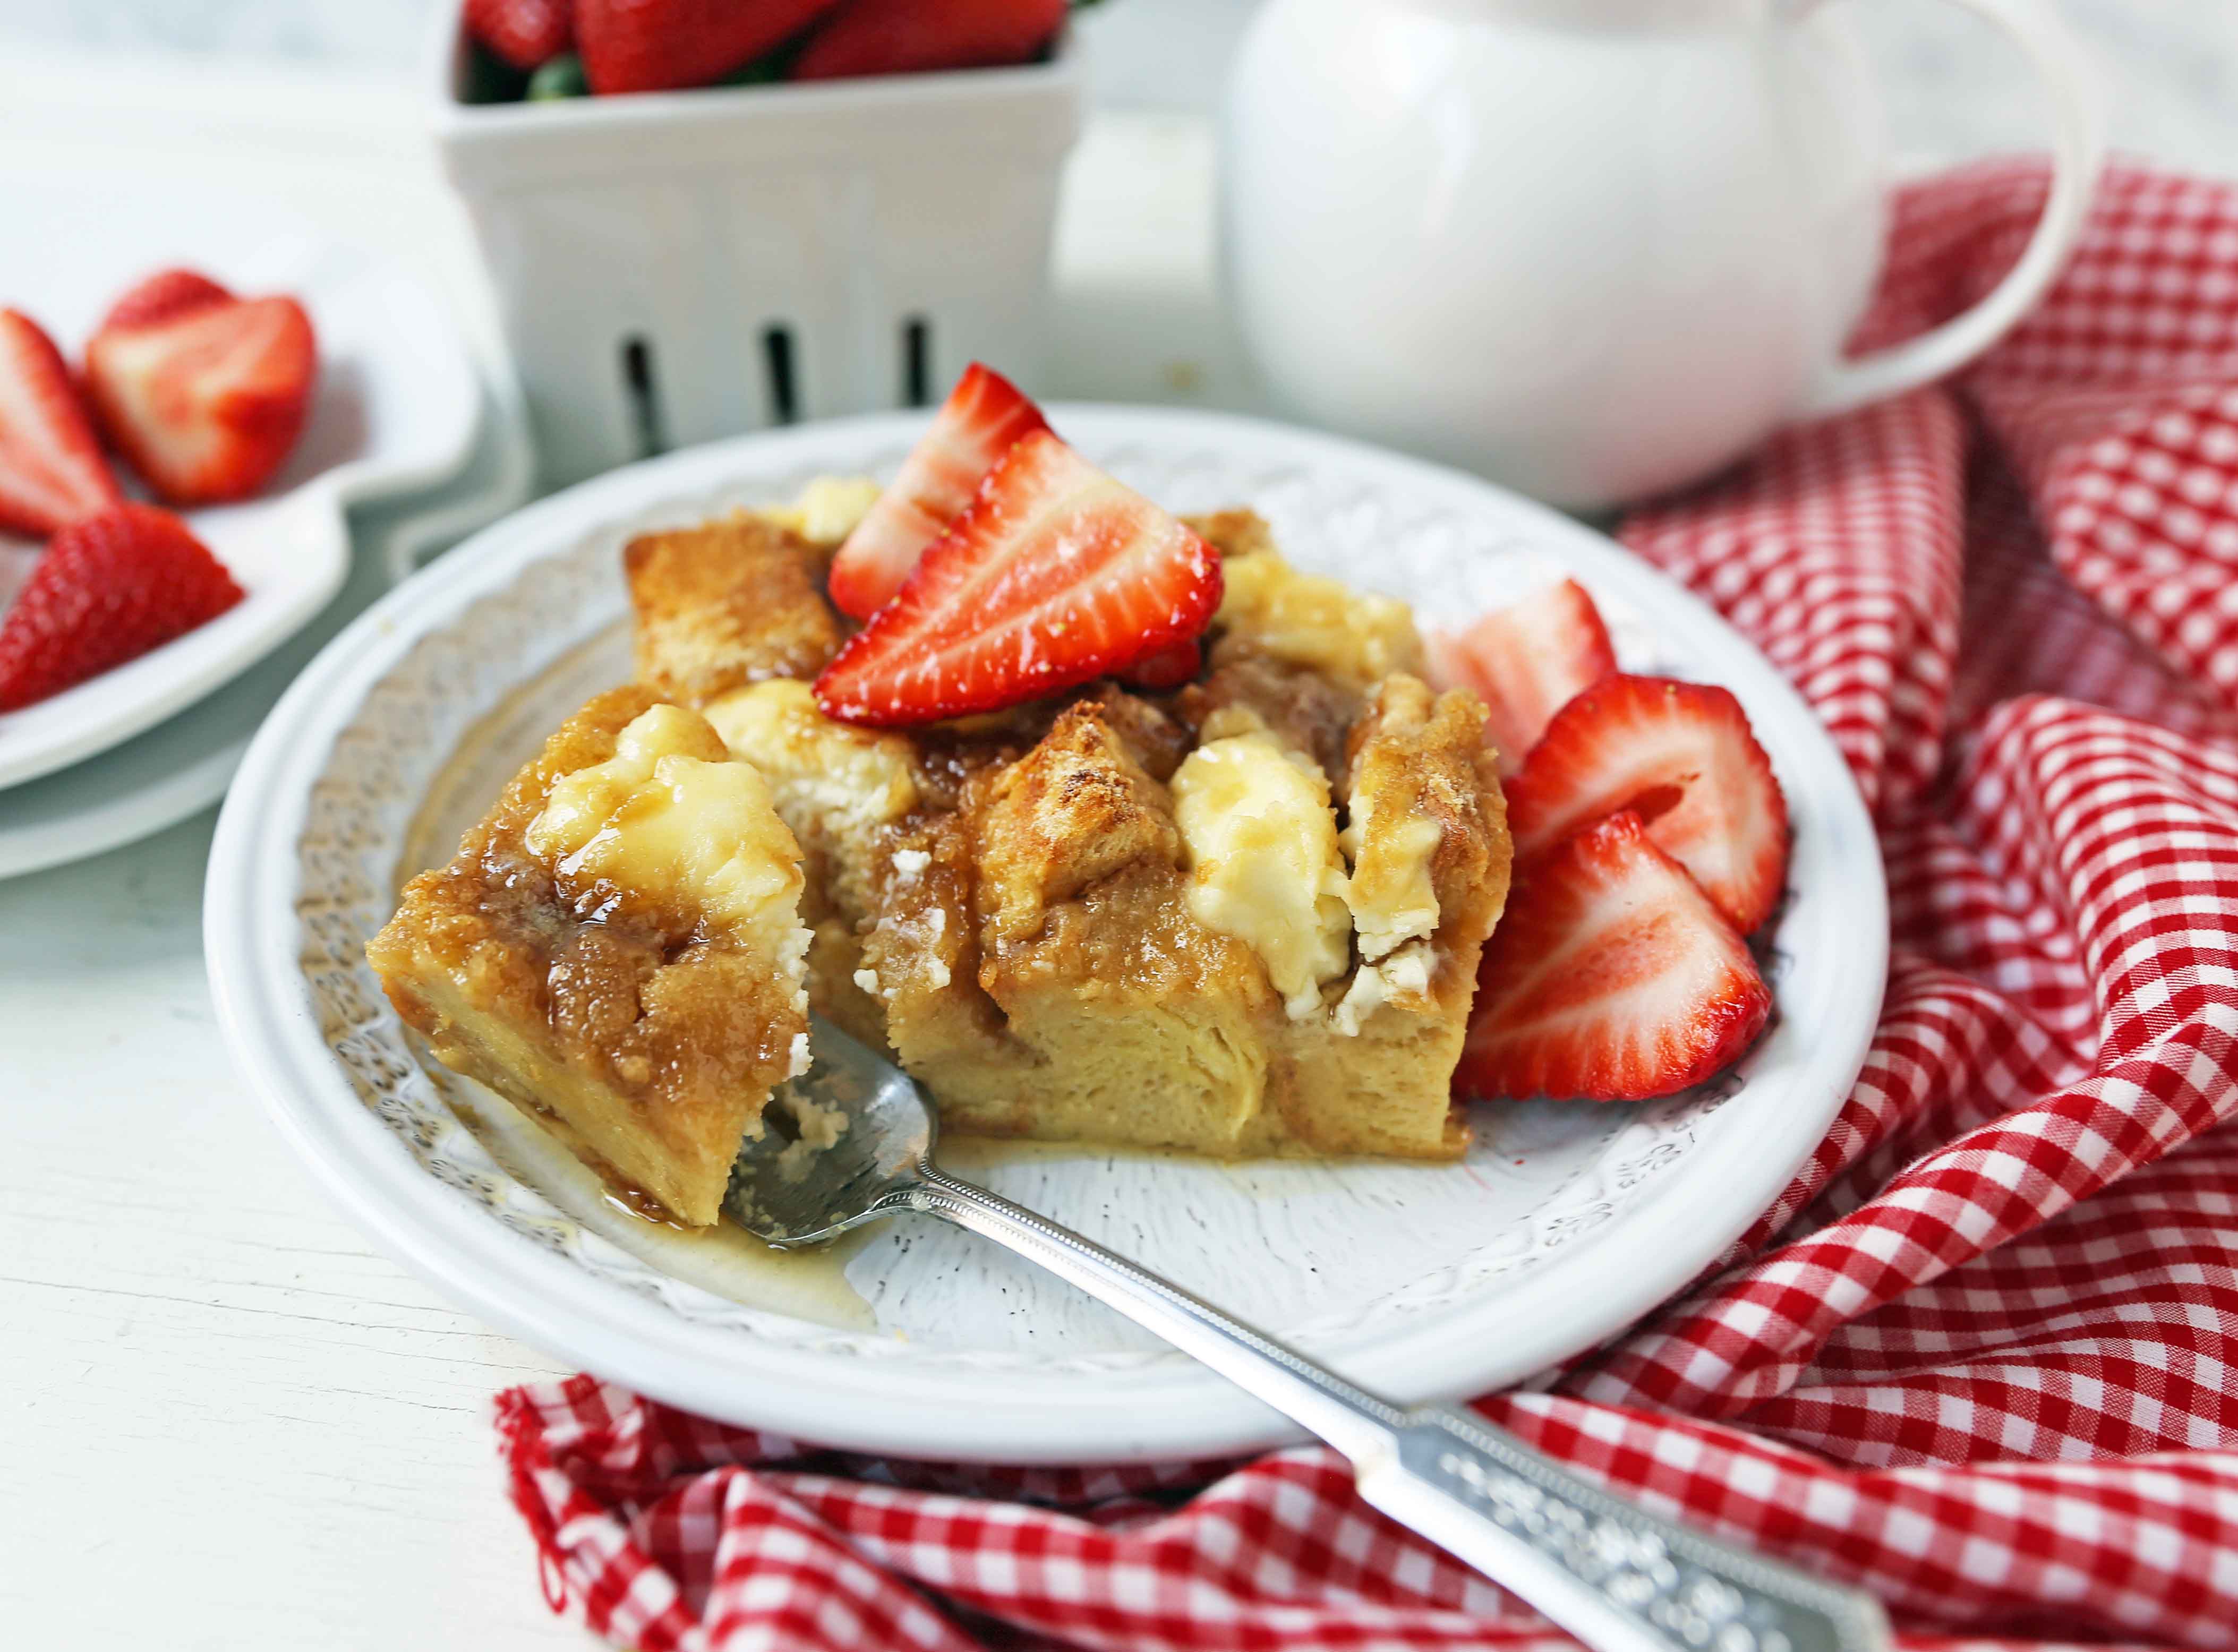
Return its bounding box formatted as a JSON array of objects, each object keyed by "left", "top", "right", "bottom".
[
  {"left": 4, "top": 21, "right": 2232, "bottom": 1647},
  {"left": 0, "top": 48, "right": 1235, "bottom": 1650}
]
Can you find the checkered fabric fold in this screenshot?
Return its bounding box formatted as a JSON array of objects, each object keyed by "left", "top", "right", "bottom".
[{"left": 497, "top": 161, "right": 2238, "bottom": 1651}]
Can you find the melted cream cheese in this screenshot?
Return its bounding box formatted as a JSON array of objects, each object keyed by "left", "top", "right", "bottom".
[
  {"left": 1171, "top": 727, "right": 1352, "bottom": 1018},
  {"left": 1331, "top": 941, "right": 1436, "bottom": 1036},
  {"left": 1215, "top": 551, "right": 1423, "bottom": 686},
  {"left": 526, "top": 705, "right": 809, "bottom": 984},
  {"left": 1342, "top": 807, "right": 1443, "bottom": 961},
  {"left": 703, "top": 679, "right": 919, "bottom": 845},
  {"left": 757, "top": 475, "right": 883, "bottom": 546}
]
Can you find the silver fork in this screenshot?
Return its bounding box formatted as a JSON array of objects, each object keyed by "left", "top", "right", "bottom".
[{"left": 728, "top": 1020, "right": 1889, "bottom": 1652}]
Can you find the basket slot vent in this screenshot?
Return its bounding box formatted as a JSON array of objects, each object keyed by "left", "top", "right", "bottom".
[
  {"left": 620, "top": 335, "right": 669, "bottom": 459},
  {"left": 902, "top": 316, "right": 932, "bottom": 408},
  {"left": 762, "top": 324, "right": 799, "bottom": 425}
]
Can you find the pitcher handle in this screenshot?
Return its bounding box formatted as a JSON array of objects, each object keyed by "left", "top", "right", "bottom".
[{"left": 1799, "top": 0, "right": 2107, "bottom": 418}]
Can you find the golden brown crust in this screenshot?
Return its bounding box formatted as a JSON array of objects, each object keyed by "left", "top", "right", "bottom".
[
  {"left": 366, "top": 685, "right": 807, "bottom": 1226},
  {"left": 1345, "top": 675, "right": 1513, "bottom": 946},
  {"left": 625, "top": 515, "right": 842, "bottom": 706},
  {"left": 975, "top": 701, "right": 1182, "bottom": 945},
  {"left": 1182, "top": 507, "right": 1279, "bottom": 563}
]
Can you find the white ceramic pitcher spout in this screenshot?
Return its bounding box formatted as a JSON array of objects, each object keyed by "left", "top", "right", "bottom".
[{"left": 1221, "top": 0, "right": 2107, "bottom": 509}]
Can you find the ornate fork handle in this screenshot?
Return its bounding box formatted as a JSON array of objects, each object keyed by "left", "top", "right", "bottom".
[{"left": 896, "top": 1162, "right": 1889, "bottom": 1652}]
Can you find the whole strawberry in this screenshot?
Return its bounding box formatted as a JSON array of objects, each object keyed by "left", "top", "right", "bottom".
[
  {"left": 791, "top": 0, "right": 1067, "bottom": 80},
  {"left": 0, "top": 504, "right": 244, "bottom": 711},
  {"left": 576, "top": 0, "right": 841, "bottom": 93},
  {"left": 466, "top": 0, "right": 574, "bottom": 71}
]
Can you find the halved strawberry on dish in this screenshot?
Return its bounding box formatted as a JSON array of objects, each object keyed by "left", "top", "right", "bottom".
[
  {"left": 814, "top": 430, "right": 1222, "bottom": 726},
  {"left": 1506, "top": 673, "right": 1789, "bottom": 934},
  {"left": 1426, "top": 577, "right": 1616, "bottom": 776},
  {"left": 0, "top": 503, "right": 244, "bottom": 712},
  {"left": 82, "top": 268, "right": 319, "bottom": 507},
  {"left": 1456, "top": 810, "right": 1772, "bottom": 1103},
  {"left": 0, "top": 309, "right": 124, "bottom": 540},
  {"left": 827, "top": 362, "right": 1049, "bottom": 619}
]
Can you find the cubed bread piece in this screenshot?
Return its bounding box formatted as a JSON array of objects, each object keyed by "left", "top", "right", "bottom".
[
  {"left": 367, "top": 686, "right": 813, "bottom": 1226},
  {"left": 975, "top": 701, "right": 1181, "bottom": 944},
  {"left": 1255, "top": 676, "right": 1512, "bottom": 1160},
  {"left": 1209, "top": 543, "right": 1426, "bottom": 691},
  {"left": 625, "top": 515, "right": 843, "bottom": 706},
  {"left": 703, "top": 678, "right": 919, "bottom": 919},
  {"left": 856, "top": 706, "right": 1276, "bottom": 1155},
  {"left": 1343, "top": 675, "right": 1511, "bottom": 960}
]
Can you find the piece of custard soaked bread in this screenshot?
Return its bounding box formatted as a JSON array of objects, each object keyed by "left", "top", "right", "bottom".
[
  {"left": 370, "top": 372, "right": 1797, "bottom": 1224},
  {"left": 631, "top": 493, "right": 1511, "bottom": 1162},
  {"left": 369, "top": 687, "right": 814, "bottom": 1225}
]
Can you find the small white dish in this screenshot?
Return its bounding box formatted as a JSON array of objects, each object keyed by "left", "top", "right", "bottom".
[
  {"left": 0, "top": 175, "right": 481, "bottom": 790},
  {"left": 0, "top": 384, "right": 533, "bottom": 879},
  {"left": 206, "top": 407, "right": 1886, "bottom": 1464}
]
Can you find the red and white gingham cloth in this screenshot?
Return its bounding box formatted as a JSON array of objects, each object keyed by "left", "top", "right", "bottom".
[{"left": 495, "top": 160, "right": 2238, "bottom": 1650}]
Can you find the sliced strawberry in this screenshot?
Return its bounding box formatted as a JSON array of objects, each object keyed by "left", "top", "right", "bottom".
[
  {"left": 1456, "top": 810, "right": 1770, "bottom": 1102},
  {"left": 0, "top": 311, "right": 123, "bottom": 539},
  {"left": 466, "top": 0, "right": 573, "bottom": 70},
  {"left": 1506, "top": 674, "right": 1789, "bottom": 933},
  {"left": 1430, "top": 579, "right": 1616, "bottom": 776},
  {"left": 0, "top": 503, "right": 243, "bottom": 712},
  {"left": 791, "top": 0, "right": 1066, "bottom": 80},
  {"left": 828, "top": 363, "right": 1050, "bottom": 619},
  {"left": 83, "top": 272, "right": 318, "bottom": 506},
  {"left": 815, "top": 431, "right": 1221, "bottom": 726},
  {"left": 98, "top": 269, "right": 234, "bottom": 331},
  {"left": 577, "top": 0, "right": 841, "bottom": 94},
  {"left": 1120, "top": 637, "right": 1202, "bottom": 692}
]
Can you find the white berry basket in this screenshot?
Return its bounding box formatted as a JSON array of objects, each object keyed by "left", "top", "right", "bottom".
[{"left": 425, "top": 8, "right": 1083, "bottom": 489}]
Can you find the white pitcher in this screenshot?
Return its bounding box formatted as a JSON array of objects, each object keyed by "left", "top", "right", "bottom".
[{"left": 1221, "top": 0, "right": 2105, "bottom": 509}]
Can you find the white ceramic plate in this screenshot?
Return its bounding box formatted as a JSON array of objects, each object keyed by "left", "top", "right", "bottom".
[
  {"left": 0, "top": 175, "right": 481, "bottom": 790},
  {"left": 205, "top": 408, "right": 1885, "bottom": 1465}
]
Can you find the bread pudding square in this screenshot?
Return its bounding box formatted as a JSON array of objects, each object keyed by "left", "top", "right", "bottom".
[
  {"left": 858, "top": 696, "right": 1281, "bottom": 1154},
  {"left": 367, "top": 685, "right": 813, "bottom": 1226},
  {"left": 625, "top": 515, "right": 844, "bottom": 707}
]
